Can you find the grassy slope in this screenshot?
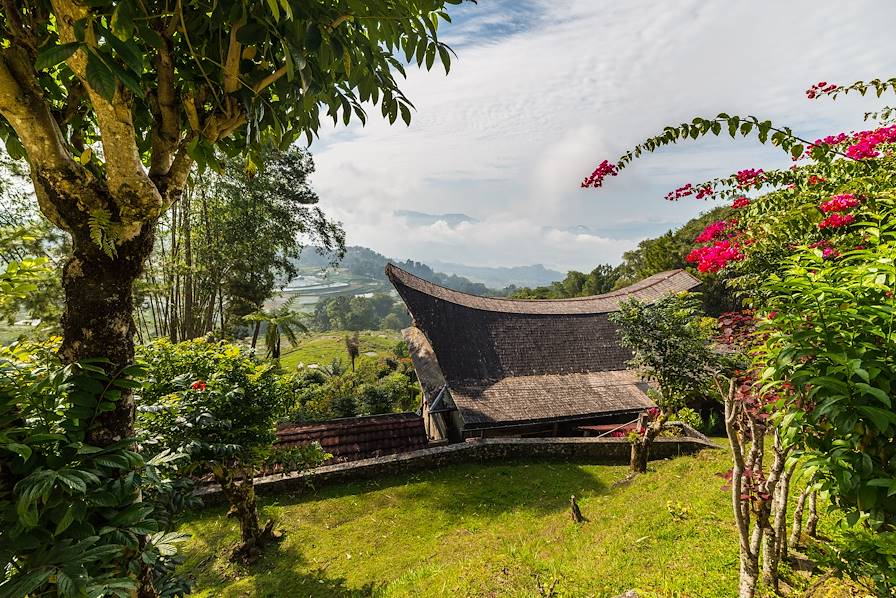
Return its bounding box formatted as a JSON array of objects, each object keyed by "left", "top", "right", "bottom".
[
  {"left": 179, "top": 447, "right": 747, "bottom": 597},
  {"left": 277, "top": 330, "right": 402, "bottom": 371}
]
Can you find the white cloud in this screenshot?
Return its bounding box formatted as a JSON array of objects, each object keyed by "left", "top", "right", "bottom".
[{"left": 310, "top": 0, "right": 896, "bottom": 271}]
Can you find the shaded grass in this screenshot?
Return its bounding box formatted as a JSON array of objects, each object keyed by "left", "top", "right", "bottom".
[
  {"left": 0, "top": 325, "right": 33, "bottom": 345},
  {"left": 178, "top": 448, "right": 746, "bottom": 597},
  {"left": 277, "top": 330, "right": 403, "bottom": 371}
]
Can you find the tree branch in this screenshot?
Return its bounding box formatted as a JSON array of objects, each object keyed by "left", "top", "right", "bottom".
[
  {"left": 222, "top": 22, "right": 242, "bottom": 94},
  {"left": 149, "top": 31, "right": 181, "bottom": 178},
  {"left": 253, "top": 65, "right": 288, "bottom": 94},
  {"left": 51, "top": 0, "right": 165, "bottom": 233}
]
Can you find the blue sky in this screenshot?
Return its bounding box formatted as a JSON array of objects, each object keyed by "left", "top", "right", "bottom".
[{"left": 309, "top": 0, "right": 896, "bottom": 271}]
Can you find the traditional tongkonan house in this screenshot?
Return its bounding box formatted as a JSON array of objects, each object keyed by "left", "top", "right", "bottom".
[{"left": 386, "top": 263, "right": 702, "bottom": 442}]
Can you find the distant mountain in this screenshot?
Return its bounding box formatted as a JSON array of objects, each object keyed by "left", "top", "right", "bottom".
[
  {"left": 427, "top": 260, "right": 563, "bottom": 288},
  {"left": 394, "top": 210, "right": 477, "bottom": 228},
  {"left": 293, "top": 246, "right": 500, "bottom": 296}
]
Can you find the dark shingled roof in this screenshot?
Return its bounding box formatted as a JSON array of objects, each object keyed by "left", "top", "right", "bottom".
[{"left": 388, "top": 264, "right": 701, "bottom": 429}]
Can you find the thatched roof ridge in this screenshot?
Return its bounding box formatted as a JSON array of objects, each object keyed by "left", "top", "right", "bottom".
[{"left": 385, "top": 264, "right": 700, "bottom": 315}]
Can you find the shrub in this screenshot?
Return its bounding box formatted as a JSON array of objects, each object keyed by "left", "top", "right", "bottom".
[
  {"left": 672, "top": 407, "right": 703, "bottom": 430},
  {"left": 0, "top": 340, "right": 189, "bottom": 597},
  {"left": 136, "top": 339, "right": 325, "bottom": 563}
]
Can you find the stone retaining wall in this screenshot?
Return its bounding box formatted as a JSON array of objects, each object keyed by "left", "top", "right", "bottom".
[{"left": 197, "top": 427, "right": 717, "bottom": 505}]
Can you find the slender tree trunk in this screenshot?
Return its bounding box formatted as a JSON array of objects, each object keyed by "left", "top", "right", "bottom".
[
  {"left": 182, "top": 188, "right": 194, "bottom": 339},
  {"left": 60, "top": 224, "right": 155, "bottom": 445},
  {"left": 629, "top": 411, "right": 665, "bottom": 473},
  {"left": 739, "top": 554, "right": 760, "bottom": 598},
  {"left": 211, "top": 464, "right": 278, "bottom": 563},
  {"left": 806, "top": 491, "right": 819, "bottom": 537},
  {"left": 790, "top": 485, "right": 811, "bottom": 548},
  {"left": 251, "top": 321, "right": 261, "bottom": 349}
]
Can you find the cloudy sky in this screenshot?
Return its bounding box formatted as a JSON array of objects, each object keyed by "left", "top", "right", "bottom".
[{"left": 309, "top": 0, "right": 896, "bottom": 272}]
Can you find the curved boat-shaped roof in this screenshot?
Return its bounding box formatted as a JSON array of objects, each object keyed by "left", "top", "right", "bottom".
[
  {"left": 385, "top": 264, "right": 700, "bottom": 315},
  {"left": 388, "top": 263, "right": 701, "bottom": 430}
]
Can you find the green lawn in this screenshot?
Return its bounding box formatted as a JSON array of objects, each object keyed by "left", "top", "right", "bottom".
[
  {"left": 0, "top": 325, "right": 34, "bottom": 345},
  {"left": 178, "top": 447, "right": 757, "bottom": 597},
  {"left": 277, "top": 330, "right": 403, "bottom": 371}
]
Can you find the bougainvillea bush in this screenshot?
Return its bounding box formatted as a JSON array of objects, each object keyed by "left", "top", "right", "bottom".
[{"left": 583, "top": 79, "right": 896, "bottom": 595}]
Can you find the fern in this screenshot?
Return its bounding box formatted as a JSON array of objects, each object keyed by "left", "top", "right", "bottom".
[{"left": 87, "top": 208, "right": 118, "bottom": 258}]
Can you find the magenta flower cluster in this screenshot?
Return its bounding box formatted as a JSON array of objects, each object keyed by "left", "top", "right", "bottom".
[
  {"left": 818, "top": 213, "right": 855, "bottom": 230},
  {"left": 664, "top": 183, "right": 712, "bottom": 201},
  {"left": 686, "top": 239, "right": 744, "bottom": 273},
  {"left": 844, "top": 124, "right": 896, "bottom": 160},
  {"left": 735, "top": 169, "right": 763, "bottom": 188},
  {"left": 819, "top": 194, "right": 860, "bottom": 213},
  {"left": 581, "top": 160, "right": 618, "bottom": 188},
  {"left": 731, "top": 196, "right": 751, "bottom": 209},
  {"left": 695, "top": 220, "right": 733, "bottom": 243},
  {"left": 805, "top": 81, "right": 838, "bottom": 99}
]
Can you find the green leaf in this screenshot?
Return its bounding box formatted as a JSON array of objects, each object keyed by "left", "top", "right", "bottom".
[
  {"left": 85, "top": 53, "right": 118, "bottom": 101},
  {"left": 0, "top": 568, "right": 53, "bottom": 598},
  {"left": 110, "top": 2, "right": 135, "bottom": 40},
  {"left": 6, "top": 442, "right": 32, "bottom": 461},
  {"left": 34, "top": 42, "right": 81, "bottom": 71},
  {"left": 855, "top": 383, "right": 891, "bottom": 407},
  {"left": 856, "top": 405, "right": 896, "bottom": 432},
  {"left": 55, "top": 506, "right": 75, "bottom": 536}
]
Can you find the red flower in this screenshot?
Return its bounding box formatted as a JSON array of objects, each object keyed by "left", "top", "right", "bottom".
[
  {"left": 191, "top": 380, "right": 207, "bottom": 392},
  {"left": 805, "top": 81, "right": 838, "bottom": 99},
  {"left": 695, "top": 220, "right": 731, "bottom": 243},
  {"left": 735, "top": 169, "right": 763, "bottom": 188},
  {"left": 807, "top": 175, "right": 826, "bottom": 186},
  {"left": 819, "top": 194, "right": 860, "bottom": 213},
  {"left": 686, "top": 239, "right": 744, "bottom": 272},
  {"left": 731, "top": 197, "right": 750, "bottom": 209},
  {"left": 818, "top": 213, "right": 854, "bottom": 229},
  {"left": 581, "top": 160, "right": 618, "bottom": 188},
  {"left": 822, "top": 247, "right": 840, "bottom": 260},
  {"left": 768, "top": 311, "right": 778, "bottom": 320},
  {"left": 844, "top": 124, "right": 896, "bottom": 160}
]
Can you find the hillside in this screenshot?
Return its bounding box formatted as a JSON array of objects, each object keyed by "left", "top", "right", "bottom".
[{"left": 176, "top": 447, "right": 774, "bottom": 597}]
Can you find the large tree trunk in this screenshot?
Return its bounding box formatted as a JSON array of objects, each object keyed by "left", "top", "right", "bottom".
[{"left": 59, "top": 222, "right": 155, "bottom": 446}]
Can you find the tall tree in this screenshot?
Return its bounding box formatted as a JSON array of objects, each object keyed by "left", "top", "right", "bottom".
[
  {"left": 0, "top": 0, "right": 465, "bottom": 447},
  {"left": 141, "top": 147, "right": 342, "bottom": 341}
]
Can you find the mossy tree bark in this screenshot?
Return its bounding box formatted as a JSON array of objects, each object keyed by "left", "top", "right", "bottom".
[
  {"left": 629, "top": 411, "right": 668, "bottom": 474},
  {"left": 211, "top": 464, "right": 279, "bottom": 563}
]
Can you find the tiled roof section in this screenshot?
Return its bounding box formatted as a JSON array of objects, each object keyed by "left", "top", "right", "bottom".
[
  {"left": 451, "top": 370, "right": 654, "bottom": 428},
  {"left": 385, "top": 264, "right": 701, "bottom": 315},
  {"left": 276, "top": 413, "right": 427, "bottom": 463}
]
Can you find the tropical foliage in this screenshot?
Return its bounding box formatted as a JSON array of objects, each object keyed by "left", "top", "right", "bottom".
[
  {"left": 610, "top": 293, "right": 717, "bottom": 472},
  {"left": 585, "top": 77, "right": 896, "bottom": 595}
]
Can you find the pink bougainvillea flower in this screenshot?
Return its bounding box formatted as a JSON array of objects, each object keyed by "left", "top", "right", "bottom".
[
  {"left": 805, "top": 81, "right": 838, "bottom": 99},
  {"left": 822, "top": 247, "right": 840, "bottom": 260},
  {"left": 665, "top": 183, "right": 693, "bottom": 201},
  {"left": 731, "top": 196, "right": 751, "bottom": 209},
  {"left": 695, "top": 184, "right": 713, "bottom": 199},
  {"left": 818, "top": 213, "right": 855, "bottom": 229},
  {"left": 844, "top": 124, "right": 896, "bottom": 160},
  {"left": 735, "top": 169, "right": 764, "bottom": 188},
  {"left": 695, "top": 220, "right": 732, "bottom": 243},
  {"left": 191, "top": 380, "right": 207, "bottom": 391},
  {"left": 819, "top": 194, "right": 860, "bottom": 213},
  {"left": 581, "top": 160, "right": 618, "bottom": 188},
  {"left": 687, "top": 239, "right": 744, "bottom": 272}
]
